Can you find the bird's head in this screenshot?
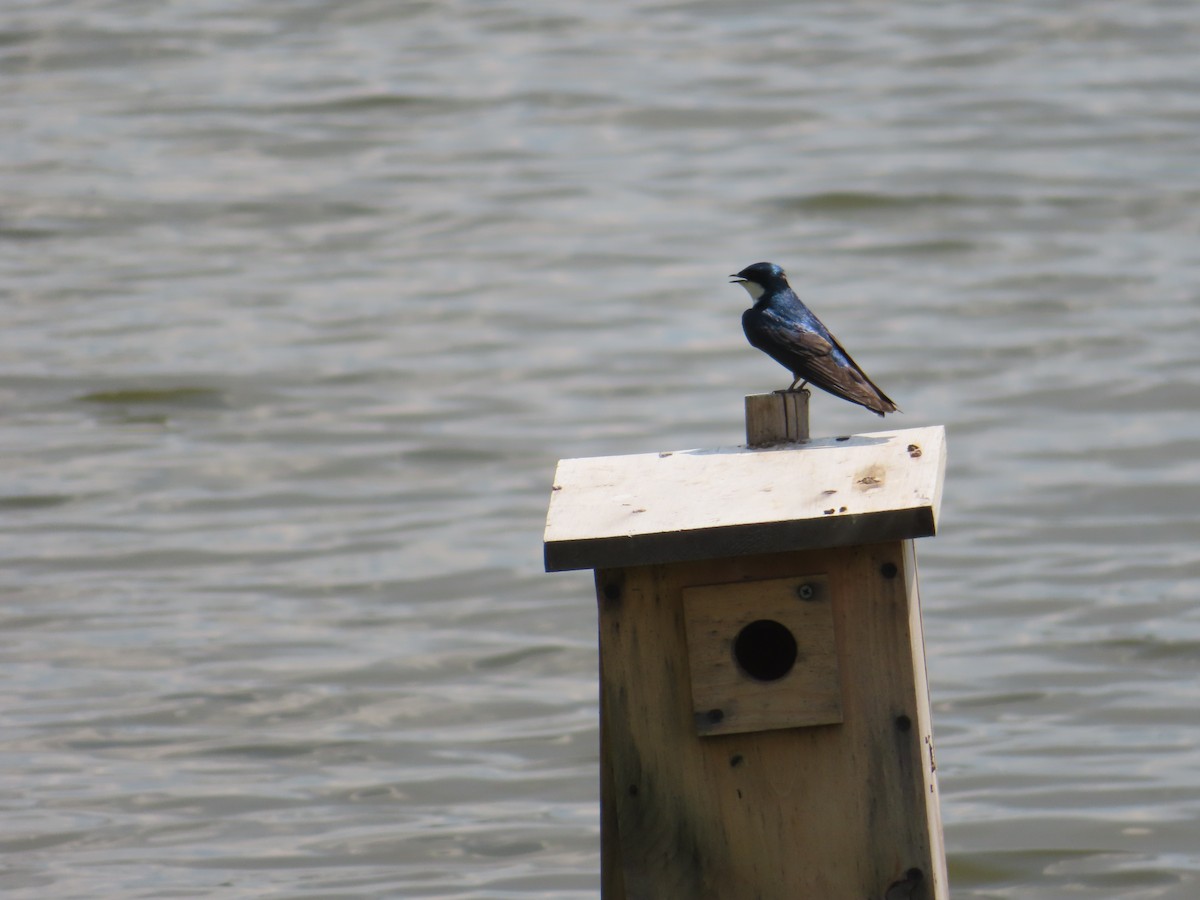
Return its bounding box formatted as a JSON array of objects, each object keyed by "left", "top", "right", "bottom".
[{"left": 730, "top": 261, "right": 788, "bottom": 301}]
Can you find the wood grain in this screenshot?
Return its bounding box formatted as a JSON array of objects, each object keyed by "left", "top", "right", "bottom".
[
  {"left": 745, "top": 390, "right": 810, "bottom": 446},
  {"left": 545, "top": 425, "right": 946, "bottom": 572},
  {"left": 681, "top": 573, "right": 841, "bottom": 735},
  {"left": 595, "top": 544, "right": 947, "bottom": 900}
]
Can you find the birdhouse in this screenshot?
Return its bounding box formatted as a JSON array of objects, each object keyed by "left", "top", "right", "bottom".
[{"left": 544, "top": 393, "right": 949, "bottom": 900}]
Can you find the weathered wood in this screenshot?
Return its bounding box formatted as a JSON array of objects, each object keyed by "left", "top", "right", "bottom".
[
  {"left": 598, "top": 667, "right": 626, "bottom": 900},
  {"left": 544, "top": 425, "right": 945, "bottom": 572},
  {"left": 596, "top": 543, "right": 947, "bottom": 900},
  {"left": 682, "top": 573, "right": 841, "bottom": 736},
  {"left": 745, "top": 390, "right": 810, "bottom": 446}
]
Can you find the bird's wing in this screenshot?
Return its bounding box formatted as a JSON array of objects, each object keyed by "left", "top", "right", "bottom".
[
  {"left": 758, "top": 308, "right": 897, "bottom": 412},
  {"left": 756, "top": 308, "right": 839, "bottom": 368}
]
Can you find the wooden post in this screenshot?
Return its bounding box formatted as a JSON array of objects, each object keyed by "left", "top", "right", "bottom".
[
  {"left": 545, "top": 401, "right": 948, "bottom": 900},
  {"left": 745, "top": 389, "right": 809, "bottom": 446}
]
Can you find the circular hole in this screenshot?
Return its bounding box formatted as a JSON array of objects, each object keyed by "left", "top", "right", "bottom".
[{"left": 733, "top": 619, "right": 798, "bottom": 682}]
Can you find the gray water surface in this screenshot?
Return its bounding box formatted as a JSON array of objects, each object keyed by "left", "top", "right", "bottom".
[{"left": 3, "top": 1, "right": 1200, "bottom": 897}]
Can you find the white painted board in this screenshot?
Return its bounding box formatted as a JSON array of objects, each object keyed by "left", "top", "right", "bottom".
[{"left": 544, "top": 426, "right": 946, "bottom": 571}]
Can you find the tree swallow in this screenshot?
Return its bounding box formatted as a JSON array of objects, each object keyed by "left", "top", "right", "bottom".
[{"left": 732, "top": 261, "right": 898, "bottom": 416}]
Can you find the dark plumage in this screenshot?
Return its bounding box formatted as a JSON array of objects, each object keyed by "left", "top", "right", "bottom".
[{"left": 732, "top": 261, "right": 898, "bottom": 416}]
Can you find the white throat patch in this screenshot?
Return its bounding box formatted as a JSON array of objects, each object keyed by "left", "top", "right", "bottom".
[{"left": 736, "top": 280, "right": 766, "bottom": 301}]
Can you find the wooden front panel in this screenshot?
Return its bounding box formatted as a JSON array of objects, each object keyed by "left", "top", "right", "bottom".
[{"left": 596, "top": 542, "right": 947, "bottom": 900}]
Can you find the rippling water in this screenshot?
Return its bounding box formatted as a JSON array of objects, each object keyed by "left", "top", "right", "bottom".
[{"left": 3, "top": 1, "right": 1200, "bottom": 897}]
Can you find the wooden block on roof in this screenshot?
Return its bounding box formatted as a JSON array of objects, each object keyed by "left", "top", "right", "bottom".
[{"left": 543, "top": 425, "right": 945, "bottom": 572}]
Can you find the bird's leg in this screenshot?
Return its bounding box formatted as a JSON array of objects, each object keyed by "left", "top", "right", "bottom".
[{"left": 788, "top": 376, "right": 808, "bottom": 392}]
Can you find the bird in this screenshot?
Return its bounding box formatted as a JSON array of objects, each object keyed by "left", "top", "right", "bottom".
[{"left": 732, "top": 261, "right": 898, "bottom": 416}]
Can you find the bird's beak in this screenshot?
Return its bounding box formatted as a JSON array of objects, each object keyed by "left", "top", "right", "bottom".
[{"left": 729, "top": 275, "right": 745, "bottom": 283}]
